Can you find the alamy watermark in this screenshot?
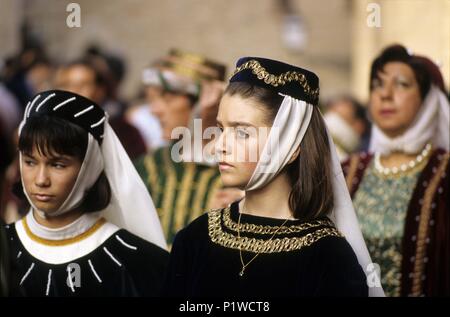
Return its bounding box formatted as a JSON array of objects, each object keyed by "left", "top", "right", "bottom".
[
  {"left": 66, "top": 3, "right": 81, "bottom": 28},
  {"left": 170, "top": 119, "right": 281, "bottom": 173},
  {"left": 367, "top": 3, "right": 381, "bottom": 28},
  {"left": 66, "top": 263, "right": 81, "bottom": 291},
  {"left": 366, "top": 263, "right": 382, "bottom": 288}
]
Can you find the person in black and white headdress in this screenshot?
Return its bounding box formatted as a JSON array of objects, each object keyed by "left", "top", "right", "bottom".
[
  {"left": 4, "top": 90, "right": 168, "bottom": 297},
  {"left": 164, "top": 57, "right": 384, "bottom": 297}
]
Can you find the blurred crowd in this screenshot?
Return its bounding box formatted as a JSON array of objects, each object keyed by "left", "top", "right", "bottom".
[{"left": 0, "top": 38, "right": 449, "bottom": 296}]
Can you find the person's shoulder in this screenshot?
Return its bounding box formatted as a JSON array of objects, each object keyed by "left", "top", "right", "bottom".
[
  {"left": 104, "top": 229, "right": 168, "bottom": 296},
  {"left": 2, "top": 222, "right": 12, "bottom": 233},
  {"left": 299, "top": 219, "right": 361, "bottom": 267},
  {"left": 111, "top": 229, "right": 169, "bottom": 259},
  {"left": 310, "top": 227, "right": 366, "bottom": 276},
  {"left": 421, "top": 147, "right": 449, "bottom": 185},
  {"left": 0, "top": 221, "right": 11, "bottom": 246},
  {"left": 429, "top": 148, "right": 450, "bottom": 170},
  {"left": 177, "top": 209, "right": 212, "bottom": 238},
  {"left": 314, "top": 233, "right": 359, "bottom": 261},
  {"left": 172, "top": 207, "right": 223, "bottom": 247},
  {"left": 308, "top": 229, "right": 368, "bottom": 296},
  {"left": 2, "top": 221, "right": 19, "bottom": 240}
]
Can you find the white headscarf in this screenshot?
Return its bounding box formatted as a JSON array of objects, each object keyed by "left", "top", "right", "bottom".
[
  {"left": 369, "top": 85, "right": 449, "bottom": 154},
  {"left": 245, "top": 94, "right": 385, "bottom": 297},
  {"left": 18, "top": 95, "right": 167, "bottom": 250},
  {"left": 323, "top": 111, "right": 361, "bottom": 162}
]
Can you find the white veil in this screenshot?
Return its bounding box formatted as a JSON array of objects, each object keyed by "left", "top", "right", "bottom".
[{"left": 101, "top": 123, "right": 167, "bottom": 249}]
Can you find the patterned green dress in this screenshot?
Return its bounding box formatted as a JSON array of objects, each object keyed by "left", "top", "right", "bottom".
[
  {"left": 135, "top": 146, "right": 222, "bottom": 247},
  {"left": 353, "top": 161, "right": 422, "bottom": 296}
]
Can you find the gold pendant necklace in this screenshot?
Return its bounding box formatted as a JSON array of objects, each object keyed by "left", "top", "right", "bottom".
[{"left": 237, "top": 211, "right": 289, "bottom": 277}]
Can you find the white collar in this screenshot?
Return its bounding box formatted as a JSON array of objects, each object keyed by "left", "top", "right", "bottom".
[
  {"left": 26, "top": 210, "right": 102, "bottom": 241},
  {"left": 15, "top": 212, "right": 120, "bottom": 264}
]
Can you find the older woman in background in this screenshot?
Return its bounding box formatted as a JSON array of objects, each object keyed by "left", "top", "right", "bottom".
[{"left": 343, "top": 44, "right": 449, "bottom": 297}]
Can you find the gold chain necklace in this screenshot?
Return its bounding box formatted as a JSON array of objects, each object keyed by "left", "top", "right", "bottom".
[{"left": 237, "top": 211, "right": 289, "bottom": 277}]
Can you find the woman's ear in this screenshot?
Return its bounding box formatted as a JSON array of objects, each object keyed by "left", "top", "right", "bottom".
[{"left": 288, "top": 146, "right": 301, "bottom": 164}]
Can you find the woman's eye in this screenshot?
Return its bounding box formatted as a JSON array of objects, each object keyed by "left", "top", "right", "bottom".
[
  {"left": 24, "top": 160, "right": 35, "bottom": 166},
  {"left": 395, "top": 80, "right": 411, "bottom": 88},
  {"left": 52, "top": 163, "right": 66, "bottom": 169},
  {"left": 236, "top": 128, "right": 249, "bottom": 138}
]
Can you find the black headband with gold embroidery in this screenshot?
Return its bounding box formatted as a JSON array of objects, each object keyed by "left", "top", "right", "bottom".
[{"left": 229, "top": 57, "right": 320, "bottom": 105}]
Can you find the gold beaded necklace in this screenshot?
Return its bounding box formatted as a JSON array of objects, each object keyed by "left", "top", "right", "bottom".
[{"left": 237, "top": 211, "right": 289, "bottom": 277}]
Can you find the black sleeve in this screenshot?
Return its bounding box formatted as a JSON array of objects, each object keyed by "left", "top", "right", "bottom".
[
  {"left": 0, "top": 223, "right": 10, "bottom": 297},
  {"left": 313, "top": 237, "right": 369, "bottom": 297},
  {"left": 162, "top": 228, "right": 190, "bottom": 297},
  {"left": 110, "top": 230, "right": 169, "bottom": 297},
  {"left": 137, "top": 241, "right": 170, "bottom": 297}
]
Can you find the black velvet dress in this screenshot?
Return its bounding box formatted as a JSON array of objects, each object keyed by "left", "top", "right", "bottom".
[
  {"left": 164, "top": 201, "right": 368, "bottom": 297},
  {"left": 1, "top": 220, "right": 10, "bottom": 296},
  {"left": 4, "top": 220, "right": 169, "bottom": 297}
]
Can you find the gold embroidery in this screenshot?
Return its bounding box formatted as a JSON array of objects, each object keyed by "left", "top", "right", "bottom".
[
  {"left": 208, "top": 208, "right": 343, "bottom": 253},
  {"left": 411, "top": 153, "right": 449, "bottom": 296},
  {"left": 174, "top": 163, "right": 196, "bottom": 232},
  {"left": 345, "top": 154, "right": 360, "bottom": 191},
  {"left": 144, "top": 155, "right": 161, "bottom": 202},
  {"left": 222, "top": 207, "right": 334, "bottom": 235},
  {"left": 22, "top": 217, "right": 106, "bottom": 246},
  {"left": 190, "top": 168, "right": 217, "bottom": 222},
  {"left": 230, "top": 59, "right": 319, "bottom": 100},
  {"left": 161, "top": 148, "right": 177, "bottom": 237}
]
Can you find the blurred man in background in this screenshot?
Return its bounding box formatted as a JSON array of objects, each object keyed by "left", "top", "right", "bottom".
[
  {"left": 56, "top": 57, "right": 147, "bottom": 160},
  {"left": 135, "top": 49, "right": 243, "bottom": 246},
  {"left": 324, "top": 95, "right": 370, "bottom": 161}
]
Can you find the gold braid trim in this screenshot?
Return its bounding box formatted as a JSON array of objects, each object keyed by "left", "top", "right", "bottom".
[
  {"left": 222, "top": 206, "right": 334, "bottom": 235},
  {"left": 190, "top": 168, "right": 217, "bottom": 222},
  {"left": 22, "top": 217, "right": 106, "bottom": 246},
  {"left": 161, "top": 148, "right": 177, "bottom": 237},
  {"left": 174, "top": 163, "right": 196, "bottom": 232},
  {"left": 144, "top": 155, "right": 160, "bottom": 202},
  {"left": 411, "top": 153, "right": 449, "bottom": 296},
  {"left": 230, "top": 60, "right": 319, "bottom": 100},
  {"left": 208, "top": 208, "right": 343, "bottom": 253}
]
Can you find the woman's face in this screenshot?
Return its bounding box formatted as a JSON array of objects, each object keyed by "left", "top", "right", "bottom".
[
  {"left": 146, "top": 86, "right": 193, "bottom": 140},
  {"left": 215, "top": 93, "right": 272, "bottom": 189},
  {"left": 369, "top": 62, "right": 422, "bottom": 138},
  {"left": 21, "top": 146, "right": 82, "bottom": 214}
]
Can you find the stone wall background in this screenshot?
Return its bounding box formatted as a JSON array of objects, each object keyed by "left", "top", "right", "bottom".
[{"left": 0, "top": 0, "right": 448, "bottom": 103}]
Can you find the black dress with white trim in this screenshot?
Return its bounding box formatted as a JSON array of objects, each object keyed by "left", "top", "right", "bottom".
[{"left": 4, "top": 216, "right": 168, "bottom": 297}]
